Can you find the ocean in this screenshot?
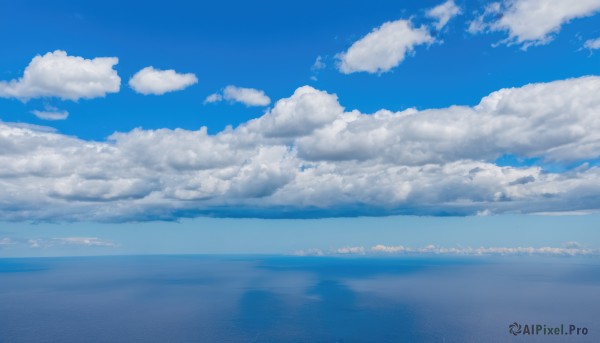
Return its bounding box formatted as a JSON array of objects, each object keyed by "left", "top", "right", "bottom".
[{"left": 1, "top": 255, "right": 598, "bottom": 342}]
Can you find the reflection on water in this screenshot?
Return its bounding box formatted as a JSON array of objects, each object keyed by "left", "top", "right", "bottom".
[{"left": 0, "top": 255, "right": 598, "bottom": 342}]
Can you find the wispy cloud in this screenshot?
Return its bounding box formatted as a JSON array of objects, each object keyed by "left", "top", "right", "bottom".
[
  {"left": 468, "top": 0, "right": 600, "bottom": 48},
  {"left": 427, "top": 0, "right": 461, "bottom": 30},
  {"left": 0, "top": 237, "right": 16, "bottom": 246},
  {"left": 27, "top": 237, "right": 118, "bottom": 248},
  {"left": 31, "top": 105, "right": 69, "bottom": 121},
  {"left": 583, "top": 37, "right": 600, "bottom": 51},
  {"left": 295, "top": 243, "right": 599, "bottom": 257}
]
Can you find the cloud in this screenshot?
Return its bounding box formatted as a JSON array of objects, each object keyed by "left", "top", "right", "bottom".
[
  {"left": 205, "top": 85, "right": 271, "bottom": 106},
  {"left": 427, "top": 0, "right": 461, "bottom": 30},
  {"left": 310, "top": 56, "right": 326, "bottom": 81},
  {"left": 0, "top": 237, "right": 16, "bottom": 246},
  {"left": 31, "top": 105, "right": 68, "bottom": 121},
  {"left": 296, "top": 243, "right": 599, "bottom": 257},
  {"left": 336, "top": 19, "right": 434, "bottom": 74},
  {"left": 584, "top": 37, "right": 600, "bottom": 50},
  {"left": 204, "top": 93, "right": 223, "bottom": 104},
  {"left": 27, "top": 237, "right": 118, "bottom": 248},
  {"left": 129, "top": 67, "right": 197, "bottom": 95},
  {"left": 246, "top": 85, "right": 343, "bottom": 137},
  {"left": 294, "top": 248, "right": 325, "bottom": 256},
  {"left": 312, "top": 56, "right": 326, "bottom": 71},
  {"left": 369, "top": 244, "right": 599, "bottom": 256},
  {"left": 1, "top": 76, "right": 600, "bottom": 221},
  {"left": 469, "top": 0, "right": 600, "bottom": 48},
  {"left": 335, "top": 246, "right": 366, "bottom": 255},
  {"left": 0, "top": 50, "right": 120, "bottom": 101}
]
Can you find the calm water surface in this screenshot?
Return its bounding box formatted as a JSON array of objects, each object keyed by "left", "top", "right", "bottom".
[{"left": 1, "top": 255, "right": 599, "bottom": 342}]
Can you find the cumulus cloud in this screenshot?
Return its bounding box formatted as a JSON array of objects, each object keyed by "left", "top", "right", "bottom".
[
  {"left": 336, "top": 19, "right": 434, "bottom": 74},
  {"left": 129, "top": 67, "right": 198, "bottom": 95},
  {"left": 31, "top": 105, "right": 69, "bottom": 121},
  {"left": 1, "top": 76, "right": 600, "bottom": 221},
  {"left": 205, "top": 85, "right": 271, "bottom": 106},
  {"left": 427, "top": 0, "right": 461, "bottom": 30},
  {"left": 0, "top": 50, "right": 120, "bottom": 101},
  {"left": 246, "top": 85, "right": 343, "bottom": 137},
  {"left": 469, "top": 0, "right": 600, "bottom": 48}
]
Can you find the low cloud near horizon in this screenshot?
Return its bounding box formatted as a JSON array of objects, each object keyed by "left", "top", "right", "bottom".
[{"left": 294, "top": 242, "right": 599, "bottom": 257}]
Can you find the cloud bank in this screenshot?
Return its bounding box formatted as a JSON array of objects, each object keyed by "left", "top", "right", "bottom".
[
  {"left": 469, "top": 0, "right": 600, "bottom": 47},
  {"left": 0, "top": 50, "right": 120, "bottom": 101},
  {"left": 129, "top": 67, "right": 198, "bottom": 95},
  {"left": 1, "top": 75, "right": 600, "bottom": 221},
  {"left": 295, "top": 243, "right": 599, "bottom": 257}
]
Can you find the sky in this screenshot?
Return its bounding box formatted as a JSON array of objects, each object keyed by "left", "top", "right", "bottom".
[{"left": 1, "top": 0, "right": 600, "bottom": 256}]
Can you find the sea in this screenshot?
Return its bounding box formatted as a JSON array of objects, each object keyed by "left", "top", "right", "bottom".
[{"left": 1, "top": 255, "right": 598, "bottom": 342}]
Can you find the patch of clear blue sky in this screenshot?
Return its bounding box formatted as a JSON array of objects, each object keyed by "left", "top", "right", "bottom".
[{"left": 2, "top": 214, "right": 600, "bottom": 256}]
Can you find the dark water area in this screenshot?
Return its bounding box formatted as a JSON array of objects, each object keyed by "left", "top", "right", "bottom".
[{"left": 1, "top": 255, "right": 599, "bottom": 342}]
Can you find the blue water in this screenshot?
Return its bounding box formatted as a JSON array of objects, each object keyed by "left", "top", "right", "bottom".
[{"left": 1, "top": 255, "right": 599, "bottom": 342}]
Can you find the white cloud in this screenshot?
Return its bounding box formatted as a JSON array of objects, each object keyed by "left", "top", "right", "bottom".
[
  {"left": 336, "top": 19, "right": 434, "bottom": 74},
  {"left": 1, "top": 76, "right": 600, "bottom": 221},
  {"left": 469, "top": 0, "right": 600, "bottom": 48},
  {"left": 223, "top": 85, "right": 271, "bottom": 106},
  {"left": 427, "top": 0, "right": 461, "bottom": 30},
  {"left": 31, "top": 105, "right": 68, "bottom": 121},
  {"left": 335, "top": 246, "right": 366, "bottom": 255},
  {"left": 584, "top": 37, "right": 600, "bottom": 50},
  {"left": 294, "top": 248, "right": 325, "bottom": 256},
  {"left": 129, "top": 66, "right": 197, "bottom": 95},
  {"left": 369, "top": 244, "right": 598, "bottom": 256},
  {"left": 0, "top": 237, "right": 16, "bottom": 246},
  {"left": 55, "top": 237, "right": 118, "bottom": 247},
  {"left": 0, "top": 50, "right": 120, "bottom": 101},
  {"left": 310, "top": 56, "right": 326, "bottom": 81},
  {"left": 371, "top": 244, "right": 407, "bottom": 253},
  {"left": 292, "top": 243, "right": 599, "bottom": 256},
  {"left": 204, "top": 85, "right": 271, "bottom": 106},
  {"left": 28, "top": 237, "right": 118, "bottom": 248},
  {"left": 246, "top": 85, "right": 343, "bottom": 137},
  {"left": 204, "top": 93, "right": 223, "bottom": 104},
  {"left": 312, "top": 56, "right": 326, "bottom": 71}
]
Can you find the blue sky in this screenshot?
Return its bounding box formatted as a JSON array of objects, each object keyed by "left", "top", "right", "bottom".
[{"left": 1, "top": 0, "right": 600, "bottom": 256}]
